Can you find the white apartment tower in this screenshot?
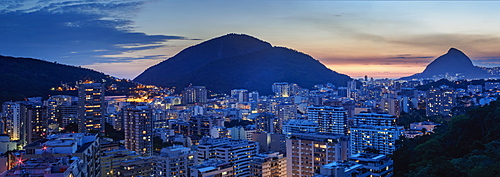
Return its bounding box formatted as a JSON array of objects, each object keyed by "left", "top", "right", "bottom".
[
  {"left": 307, "top": 106, "right": 348, "bottom": 135},
  {"left": 350, "top": 112, "right": 403, "bottom": 155},
  {"left": 197, "top": 137, "right": 259, "bottom": 176}
]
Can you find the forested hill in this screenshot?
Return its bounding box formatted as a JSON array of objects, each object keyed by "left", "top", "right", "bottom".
[
  {"left": 0, "top": 55, "right": 136, "bottom": 103},
  {"left": 392, "top": 101, "right": 500, "bottom": 176}
]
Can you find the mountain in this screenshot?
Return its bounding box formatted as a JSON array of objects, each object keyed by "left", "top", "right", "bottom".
[
  {"left": 134, "top": 33, "right": 352, "bottom": 94},
  {"left": 0, "top": 55, "right": 135, "bottom": 103},
  {"left": 401, "top": 48, "right": 491, "bottom": 80}
]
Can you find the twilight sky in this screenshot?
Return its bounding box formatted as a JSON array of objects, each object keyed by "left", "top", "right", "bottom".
[{"left": 2, "top": 0, "right": 500, "bottom": 79}]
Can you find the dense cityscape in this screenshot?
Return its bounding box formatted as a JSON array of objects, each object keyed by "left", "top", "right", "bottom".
[
  {"left": 2, "top": 1, "right": 500, "bottom": 176},
  {"left": 1, "top": 74, "right": 499, "bottom": 176}
]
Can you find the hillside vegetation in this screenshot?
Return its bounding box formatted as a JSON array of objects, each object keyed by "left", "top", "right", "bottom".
[{"left": 392, "top": 101, "right": 500, "bottom": 176}]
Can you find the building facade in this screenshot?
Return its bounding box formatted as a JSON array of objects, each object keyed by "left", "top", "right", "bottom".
[
  {"left": 122, "top": 105, "right": 153, "bottom": 156},
  {"left": 182, "top": 86, "right": 207, "bottom": 104},
  {"left": 426, "top": 87, "right": 456, "bottom": 117},
  {"left": 350, "top": 113, "right": 403, "bottom": 155},
  {"left": 155, "top": 145, "right": 197, "bottom": 177},
  {"left": 286, "top": 133, "right": 349, "bottom": 177},
  {"left": 250, "top": 152, "right": 287, "bottom": 177},
  {"left": 307, "top": 106, "right": 348, "bottom": 135},
  {"left": 77, "top": 82, "right": 105, "bottom": 133}
]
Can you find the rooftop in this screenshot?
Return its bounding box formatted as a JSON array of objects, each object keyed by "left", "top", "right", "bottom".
[
  {"left": 45, "top": 139, "right": 76, "bottom": 147},
  {"left": 75, "top": 142, "right": 93, "bottom": 153}
]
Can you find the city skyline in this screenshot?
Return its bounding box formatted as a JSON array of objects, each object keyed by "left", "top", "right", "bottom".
[{"left": 2, "top": 1, "right": 500, "bottom": 79}]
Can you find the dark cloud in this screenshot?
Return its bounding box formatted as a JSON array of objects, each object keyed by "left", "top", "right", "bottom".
[
  {"left": 386, "top": 55, "right": 435, "bottom": 64},
  {"left": 0, "top": 0, "right": 188, "bottom": 65},
  {"left": 389, "top": 54, "right": 434, "bottom": 60},
  {"left": 473, "top": 57, "right": 500, "bottom": 67},
  {"left": 92, "top": 54, "right": 168, "bottom": 63},
  {"left": 320, "top": 54, "right": 435, "bottom": 66}
]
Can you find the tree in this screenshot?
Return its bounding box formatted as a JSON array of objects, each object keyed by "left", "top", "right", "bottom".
[
  {"left": 105, "top": 122, "right": 124, "bottom": 140},
  {"left": 393, "top": 101, "right": 500, "bottom": 176},
  {"left": 62, "top": 123, "right": 78, "bottom": 133}
]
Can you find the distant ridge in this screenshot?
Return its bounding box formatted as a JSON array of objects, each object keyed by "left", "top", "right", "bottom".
[
  {"left": 401, "top": 48, "right": 491, "bottom": 80},
  {"left": 134, "top": 33, "right": 352, "bottom": 94}
]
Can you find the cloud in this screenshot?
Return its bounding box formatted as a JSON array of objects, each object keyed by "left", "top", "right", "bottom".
[
  {"left": 82, "top": 56, "right": 165, "bottom": 79},
  {"left": 95, "top": 54, "right": 168, "bottom": 63},
  {"left": 319, "top": 54, "right": 435, "bottom": 66},
  {"left": 389, "top": 34, "right": 500, "bottom": 54},
  {"left": 385, "top": 55, "right": 435, "bottom": 63},
  {"left": 473, "top": 57, "right": 500, "bottom": 67},
  {"left": 0, "top": 0, "right": 188, "bottom": 65},
  {"left": 389, "top": 54, "right": 434, "bottom": 59}
]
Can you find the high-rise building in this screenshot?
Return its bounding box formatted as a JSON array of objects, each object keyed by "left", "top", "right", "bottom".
[
  {"left": 229, "top": 126, "right": 256, "bottom": 140},
  {"left": 380, "top": 97, "right": 401, "bottom": 117},
  {"left": 45, "top": 95, "right": 74, "bottom": 131},
  {"left": 190, "top": 159, "right": 234, "bottom": 177},
  {"left": 250, "top": 152, "right": 287, "bottom": 177},
  {"left": 282, "top": 119, "right": 319, "bottom": 136},
  {"left": 214, "top": 140, "right": 259, "bottom": 176},
  {"left": 289, "top": 83, "right": 301, "bottom": 96},
  {"left": 197, "top": 137, "right": 230, "bottom": 163},
  {"left": 155, "top": 145, "right": 197, "bottom": 177},
  {"left": 231, "top": 89, "right": 249, "bottom": 103},
  {"left": 24, "top": 104, "right": 47, "bottom": 145},
  {"left": 350, "top": 112, "right": 403, "bottom": 155},
  {"left": 249, "top": 91, "right": 260, "bottom": 102},
  {"left": 191, "top": 105, "right": 204, "bottom": 116},
  {"left": 114, "top": 156, "right": 155, "bottom": 177},
  {"left": 100, "top": 148, "right": 140, "bottom": 177},
  {"left": 46, "top": 99, "right": 59, "bottom": 129},
  {"left": 254, "top": 112, "right": 280, "bottom": 134},
  {"left": 272, "top": 82, "right": 290, "bottom": 97},
  {"left": 77, "top": 82, "right": 105, "bottom": 133},
  {"left": 197, "top": 137, "right": 259, "bottom": 176},
  {"left": 251, "top": 132, "right": 286, "bottom": 153},
  {"left": 2, "top": 101, "right": 47, "bottom": 147},
  {"left": 2, "top": 102, "right": 21, "bottom": 141},
  {"left": 307, "top": 106, "right": 348, "bottom": 135},
  {"left": 272, "top": 103, "right": 296, "bottom": 122},
  {"left": 426, "top": 87, "right": 457, "bottom": 117},
  {"left": 337, "top": 87, "right": 348, "bottom": 98},
  {"left": 399, "top": 96, "right": 415, "bottom": 114},
  {"left": 57, "top": 104, "right": 78, "bottom": 128},
  {"left": 347, "top": 80, "right": 357, "bottom": 100},
  {"left": 286, "top": 133, "right": 349, "bottom": 177},
  {"left": 122, "top": 105, "right": 153, "bottom": 156},
  {"left": 189, "top": 115, "right": 225, "bottom": 136},
  {"left": 182, "top": 86, "right": 207, "bottom": 104}
]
